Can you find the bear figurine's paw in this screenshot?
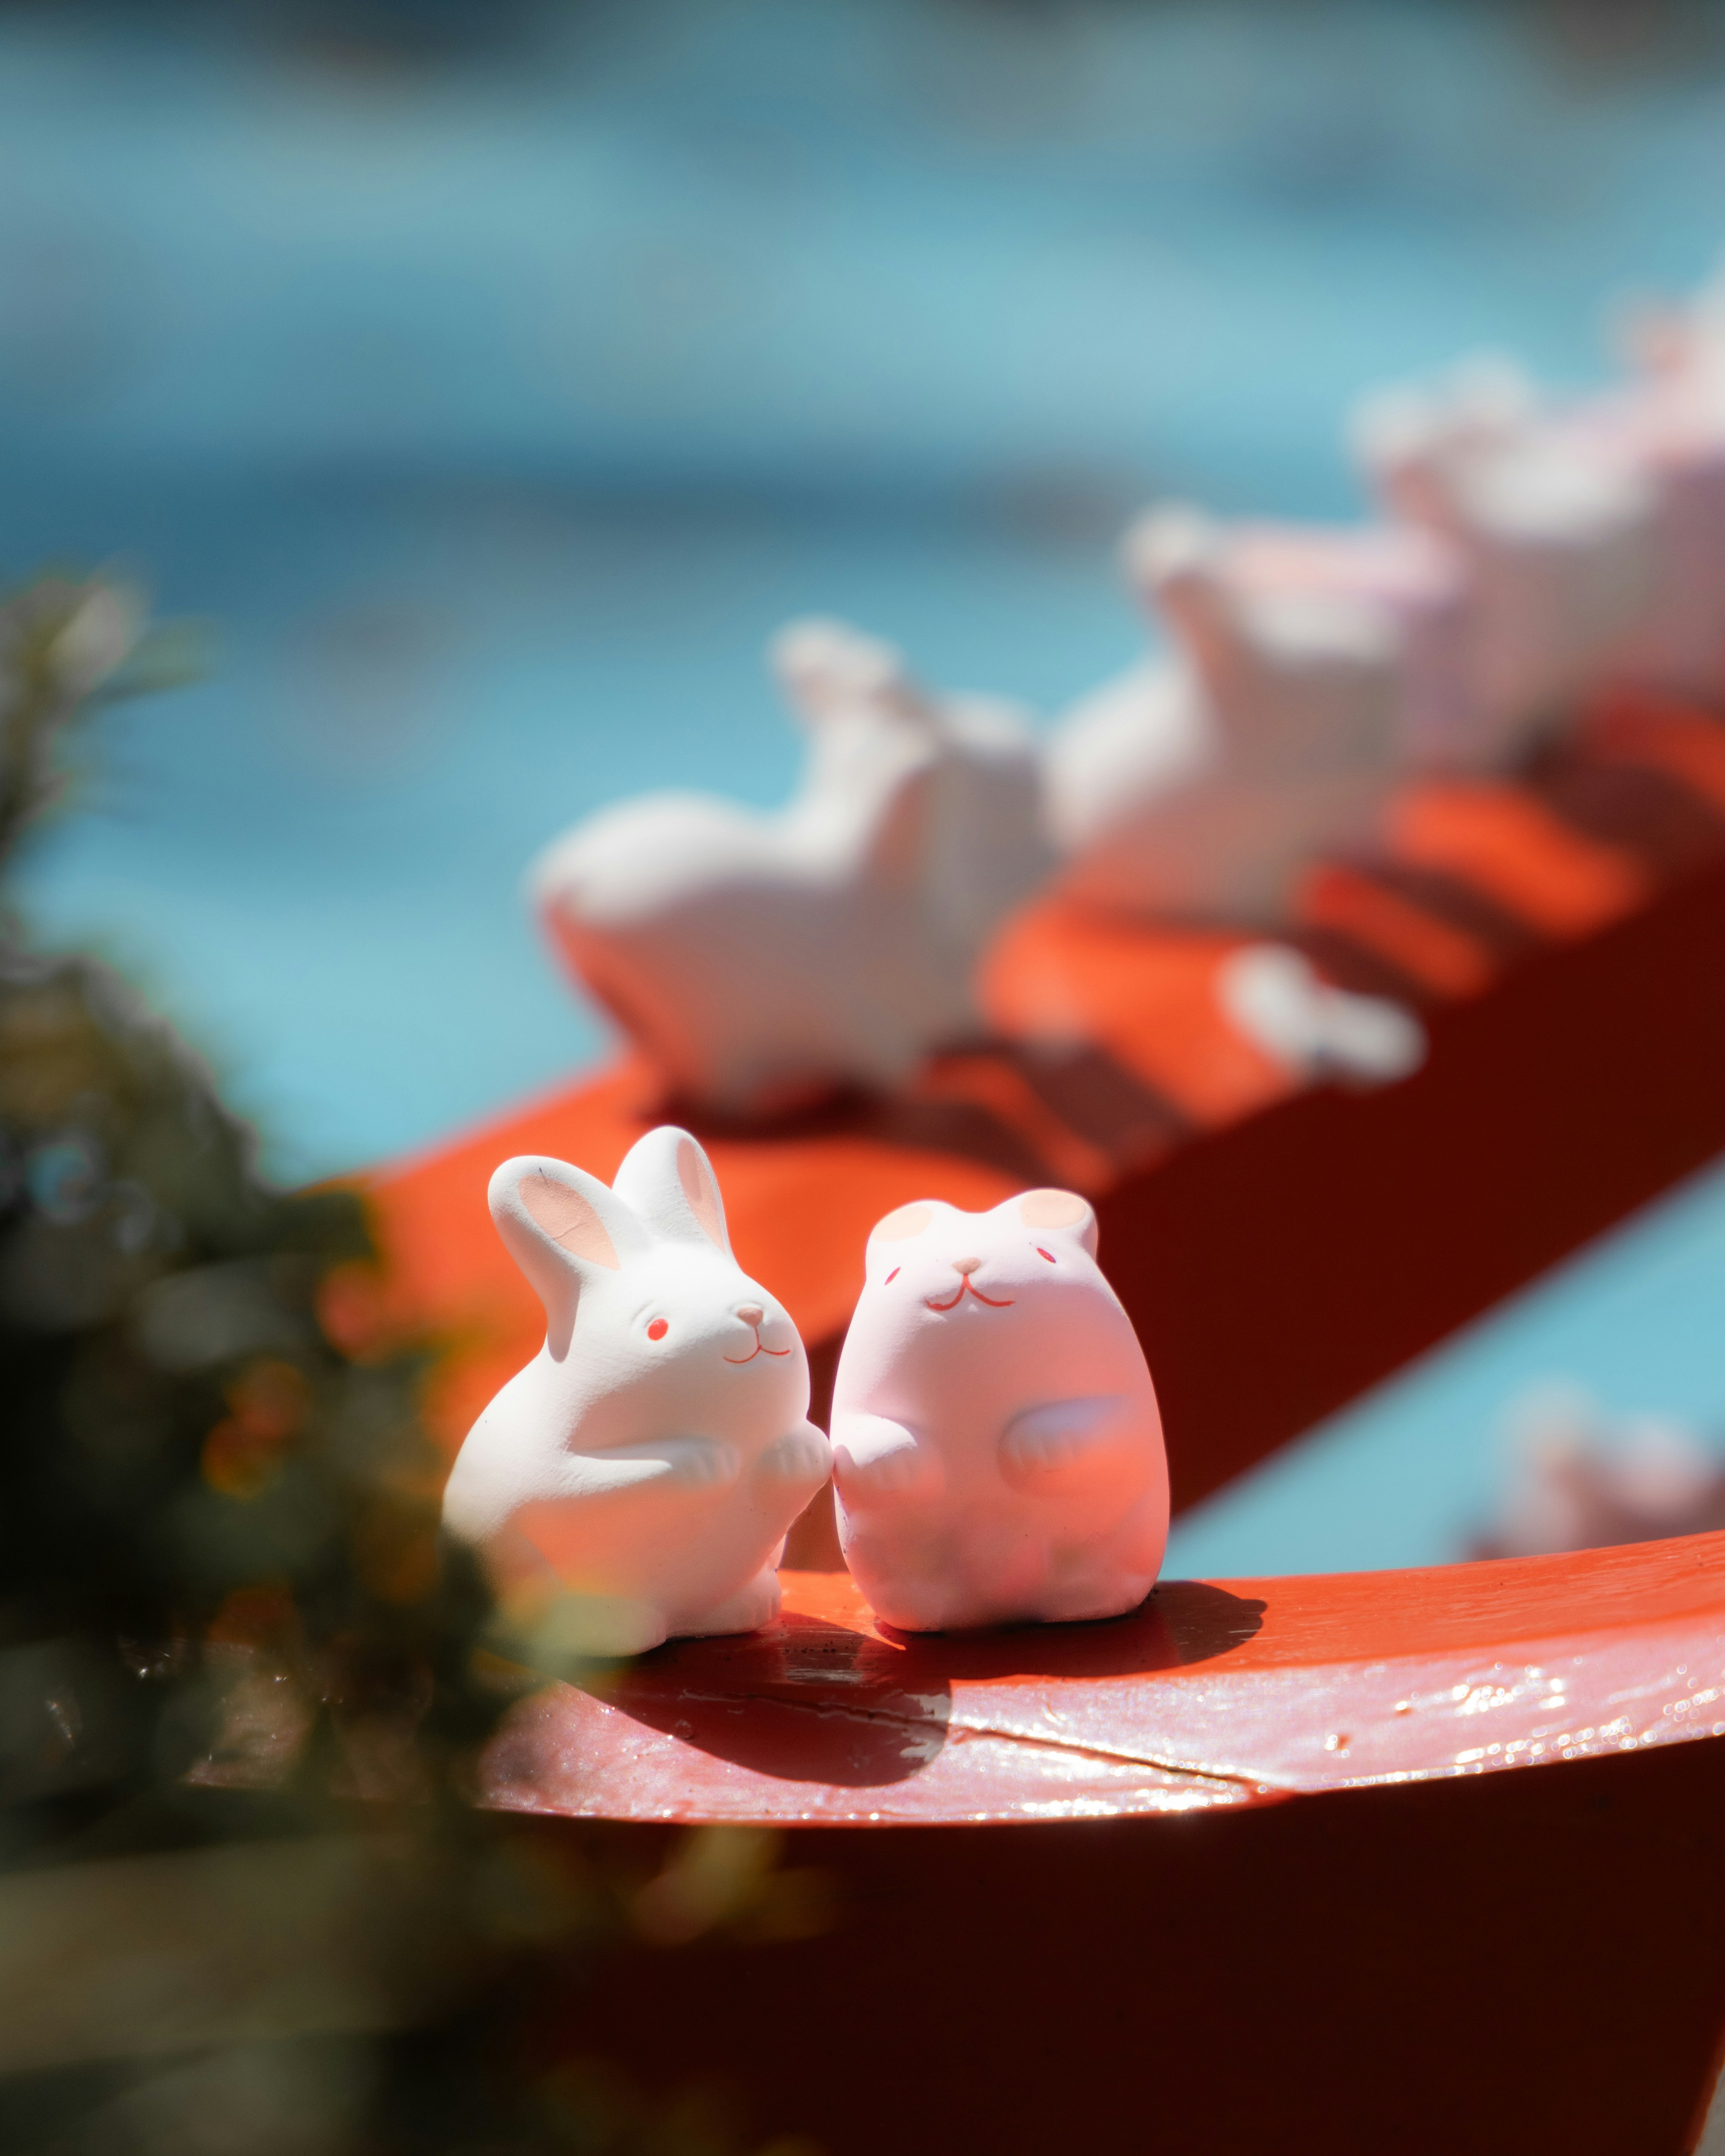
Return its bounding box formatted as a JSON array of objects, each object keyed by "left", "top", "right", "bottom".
[
  {"left": 832, "top": 1414, "right": 945, "bottom": 1506},
  {"left": 998, "top": 1396, "right": 1137, "bottom": 1493}
]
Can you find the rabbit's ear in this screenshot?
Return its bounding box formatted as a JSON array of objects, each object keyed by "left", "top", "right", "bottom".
[
  {"left": 1349, "top": 391, "right": 1458, "bottom": 528},
  {"left": 611, "top": 1125, "right": 733, "bottom": 1255},
  {"left": 857, "top": 754, "right": 935, "bottom": 890},
  {"left": 1124, "top": 505, "right": 1250, "bottom": 702},
  {"left": 771, "top": 616, "right": 911, "bottom": 724},
  {"left": 1013, "top": 1187, "right": 1099, "bottom": 1259},
  {"left": 489, "top": 1155, "right": 642, "bottom": 1337}
]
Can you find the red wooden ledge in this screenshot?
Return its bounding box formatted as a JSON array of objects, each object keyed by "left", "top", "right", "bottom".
[
  {"left": 484, "top": 1537, "right": 1725, "bottom": 1826},
  {"left": 500, "top": 1544, "right": 1725, "bottom": 2155},
  {"left": 356, "top": 698, "right": 1725, "bottom": 2153}
]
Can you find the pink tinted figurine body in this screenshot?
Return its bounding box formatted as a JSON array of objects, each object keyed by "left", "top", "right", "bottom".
[
  {"left": 830, "top": 1189, "right": 1168, "bottom": 1632},
  {"left": 442, "top": 1126, "right": 831, "bottom": 1653}
]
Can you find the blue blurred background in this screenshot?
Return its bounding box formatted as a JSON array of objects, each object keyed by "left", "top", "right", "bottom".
[{"left": 9, "top": 0, "right": 1725, "bottom": 1573}]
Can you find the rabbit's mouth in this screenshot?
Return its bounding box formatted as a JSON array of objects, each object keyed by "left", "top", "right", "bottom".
[
  {"left": 724, "top": 1330, "right": 792, "bottom": 1365},
  {"left": 924, "top": 1280, "right": 1015, "bottom": 1312}
]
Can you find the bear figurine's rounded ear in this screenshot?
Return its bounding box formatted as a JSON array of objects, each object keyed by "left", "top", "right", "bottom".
[
  {"left": 1016, "top": 1187, "right": 1098, "bottom": 1259},
  {"left": 611, "top": 1125, "right": 732, "bottom": 1255},
  {"left": 868, "top": 1200, "right": 938, "bottom": 1247}
]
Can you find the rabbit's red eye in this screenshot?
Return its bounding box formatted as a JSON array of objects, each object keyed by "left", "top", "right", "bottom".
[
  {"left": 885, "top": 1267, "right": 900, "bottom": 1285},
  {"left": 647, "top": 1318, "right": 668, "bottom": 1341},
  {"left": 1036, "top": 1248, "right": 1056, "bottom": 1263}
]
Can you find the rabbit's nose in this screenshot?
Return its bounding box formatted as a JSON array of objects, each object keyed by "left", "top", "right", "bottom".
[
  {"left": 735, "top": 1304, "right": 765, "bottom": 1328},
  {"left": 952, "top": 1258, "right": 982, "bottom": 1276}
]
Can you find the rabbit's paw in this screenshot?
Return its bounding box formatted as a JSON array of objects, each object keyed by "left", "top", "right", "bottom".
[
  {"left": 656, "top": 1436, "right": 743, "bottom": 1490},
  {"left": 832, "top": 1414, "right": 944, "bottom": 1506},
  {"left": 677, "top": 1567, "right": 783, "bottom": 1639},
  {"left": 753, "top": 1421, "right": 833, "bottom": 1495}
]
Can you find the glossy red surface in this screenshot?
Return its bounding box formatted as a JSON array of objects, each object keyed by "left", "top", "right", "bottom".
[
  {"left": 484, "top": 1543, "right": 1725, "bottom": 1825},
  {"left": 491, "top": 1550, "right": 1725, "bottom": 2152}
]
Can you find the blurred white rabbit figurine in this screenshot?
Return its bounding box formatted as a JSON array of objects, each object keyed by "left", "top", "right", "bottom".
[
  {"left": 1601, "top": 392, "right": 1725, "bottom": 704},
  {"left": 1475, "top": 1385, "right": 1725, "bottom": 1560},
  {"left": 1353, "top": 357, "right": 1657, "bottom": 762},
  {"left": 442, "top": 1126, "right": 831, "bottom": 1654},
  {"left": 1177, "top": 514, "right": 1474, "bottom": 768},
  {"left": 531, "top": 618, "right": 1050, "bottom": 1113},
  {"left": 831, "top": 1188, "right": 1167, "bottom": 1631},
  {"left": 1576, "top": 279, "right": 1725, "bottom": 703},
  {"left": 1044, "top": 505, "right": 1405, "bottom": 920}
]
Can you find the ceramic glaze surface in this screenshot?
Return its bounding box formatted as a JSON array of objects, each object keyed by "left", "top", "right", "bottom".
[
  {"left": 442, "top": 1125, "right": 831, "bottom": 1651},
  {"left": 1045, "top": 506, "right": 1405, "bottom": 920},
  {"left": 530, "top": 618, "right": 1049, "bottom": 1111},
  {"left": 831, "top": 1188, "right": 1168, "bottom": 1630}
]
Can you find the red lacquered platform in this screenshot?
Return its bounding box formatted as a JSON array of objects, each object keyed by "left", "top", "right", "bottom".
[
  {"left": 361, "top": 696, "right": 1725, "bottom": 2153},
  {"left": 487, "top": 1544, "right": 1725, "bottom": 1825},
  {"left": 497, "top": 1548, "right": 1725, "bottom": 2154}
]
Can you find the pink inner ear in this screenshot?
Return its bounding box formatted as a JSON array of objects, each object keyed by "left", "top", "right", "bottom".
[
  {"left": 521, "top": 1171, "right": 620, "bottom": 1269},
  {"left": 872, "top": 1200, "right": 935, "bottom": 1243},
  {"left": 1018, "top": 1188, "right": 1090, "bottom": 1230},
  {"left": 676, "top": 1138, "right": 726, "bottom": 1248}
]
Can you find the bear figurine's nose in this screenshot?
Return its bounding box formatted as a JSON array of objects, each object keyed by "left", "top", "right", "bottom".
[
  {"left": 952, "top": 1258, "right": 982, "bottom": 1277},
  {"left": 736, "top": 1303, "right": 765, "bottom": 1328}
]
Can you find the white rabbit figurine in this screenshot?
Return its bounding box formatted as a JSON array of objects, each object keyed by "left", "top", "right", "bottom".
[
  {"left": 1187, "top": 515, "right": 1474, "bottom": 768},
  {"left": 1352, "top": 357, "right": 1657, "bottom": 762},
  {"left": 1600, "top": 385, "right": 1725, "bottom": 704},
  {"left": 1574, "top": 279, "right": 1725, "bottom": 703},
  {"left": 442, "top": 1126, "right": 832, "bottom": 1654},
  {"left": 530, "top": 617, "right": 1050, "bottom": 1113},
  {"left": 830, "top": 1188, "right": 1168, "bottom": 1632},
  {"left": 1044, "top": 504, "right": 1406, "bottom": 920}
]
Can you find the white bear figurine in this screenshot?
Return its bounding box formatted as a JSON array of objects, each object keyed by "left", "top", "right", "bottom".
[
  {"left": 530, "top": 618, "right": 1050, "bottom": 1113},
  {"left": 830, "top": 1188, "right": 1168, "bottom": 1632},
  {"left": 1044, "top": 505, "right": 1407, "bottom": 920},
  {"left": 442, "top": 1126, "right": 832, "bottom": 1655},
  {"left": 1352, "top": 358, "right": 1657, "bottom": 762}
]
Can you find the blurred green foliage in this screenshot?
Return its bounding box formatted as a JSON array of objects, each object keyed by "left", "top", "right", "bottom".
[
  {"left": 0, "top": 575, "right": 491, "bottom": 1846},
  {"left": 0, "top": 579, "right": 820, "bottom": 2156}
]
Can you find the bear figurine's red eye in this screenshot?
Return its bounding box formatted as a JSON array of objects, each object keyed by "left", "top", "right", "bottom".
[
  {"left": 885, "top": 1267, "right": 900, "bottom": 1285},
  {"left": 1036, "top": 1248, "right": 1056, "bottom": 1263},
  {"left": 647, "top": 1318, "right": 668, "bottom": 1341}
]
